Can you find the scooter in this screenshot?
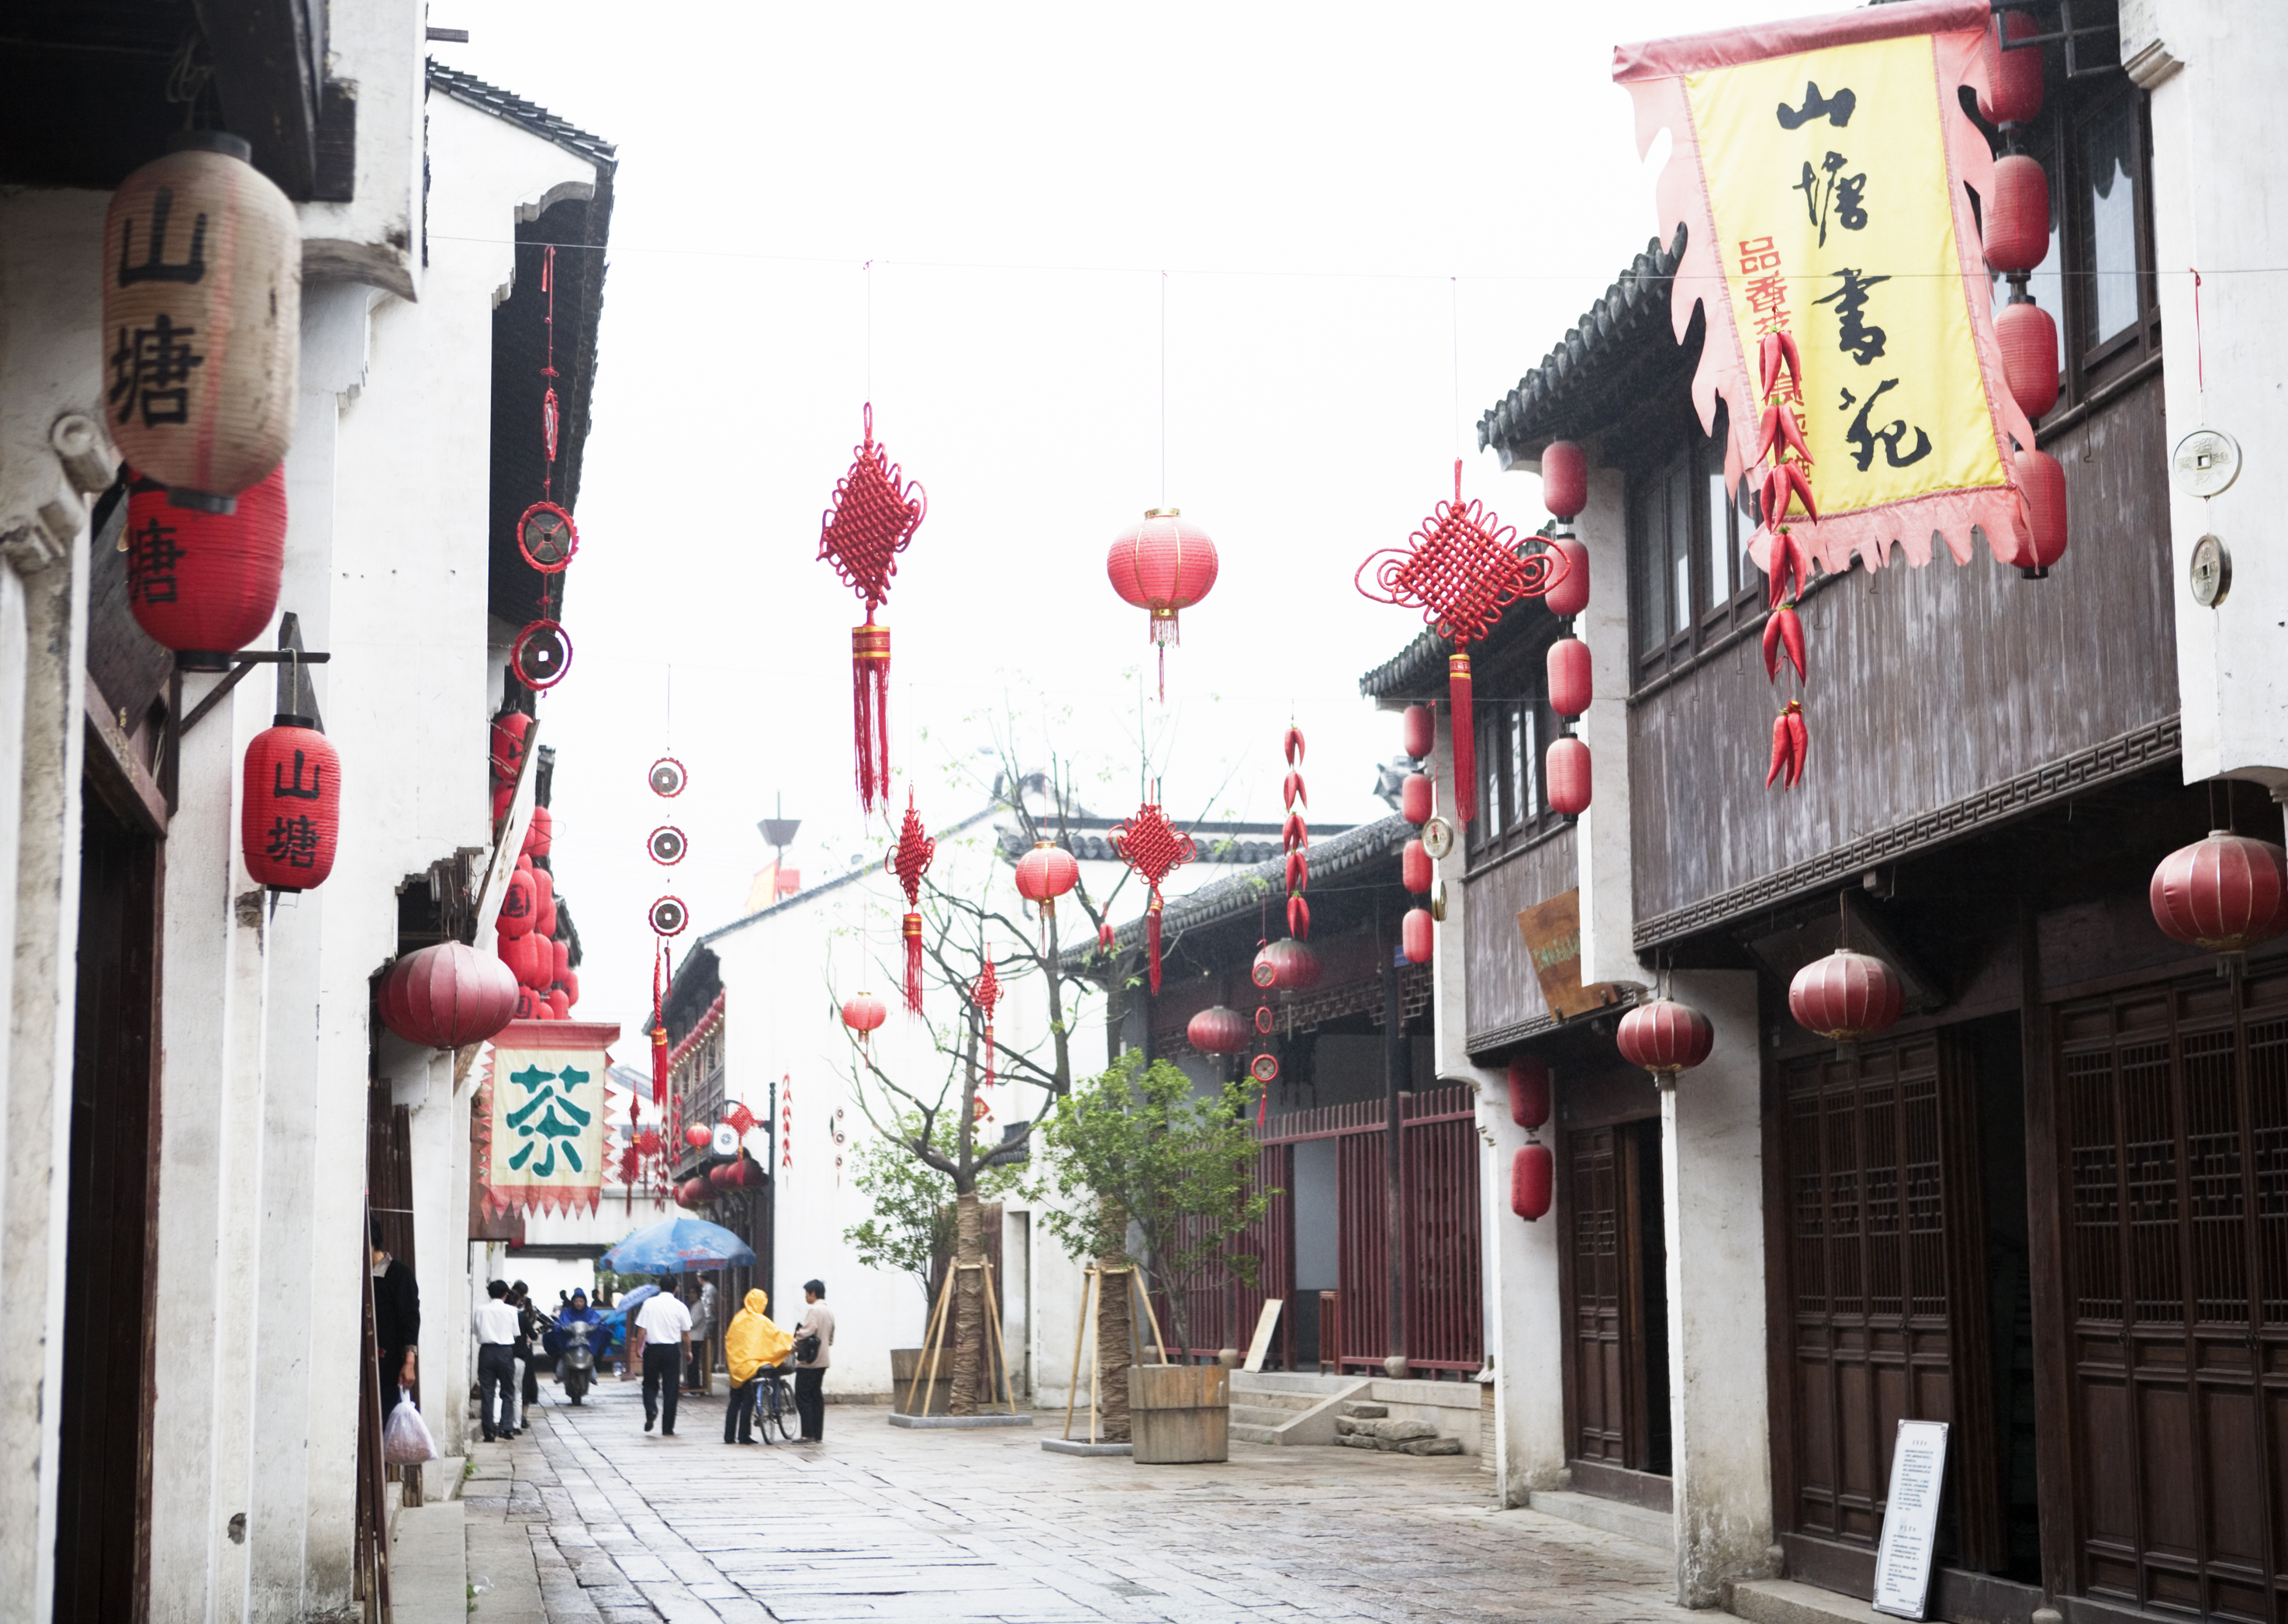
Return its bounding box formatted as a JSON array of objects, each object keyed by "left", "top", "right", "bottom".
[{"left": 541, "top": 1311, "right": 600, "bottom": 1405}]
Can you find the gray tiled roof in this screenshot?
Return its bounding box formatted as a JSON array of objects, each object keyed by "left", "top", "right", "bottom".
[{"left": 427, "top": 64, "right": 618, "bottom": 170}]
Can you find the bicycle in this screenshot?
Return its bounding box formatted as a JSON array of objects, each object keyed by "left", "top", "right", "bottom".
[{"left": 751, "top": 1365, "right": 797, "bottom": 1443}]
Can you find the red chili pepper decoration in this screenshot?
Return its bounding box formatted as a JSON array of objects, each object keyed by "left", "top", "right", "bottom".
[
  {"left": 1763, "top": 606, "right": 1806, "bottom": 684},
  {"left": 1281, "top": 726, "right": 1312, "bottom": 942},
  {"left": 1287, "top": 896, "right": 1310, "bottom": 938},
  {"left": 1283, "top": 770, "right": 1307, "bottom": 811},
  {"left": 1764, "top": 700, "right": 1809, "bottom": 790},
  {"left": 1285, "top": 849, "right": 1308, "bottom": 894},
  {"left": 1284, "top": 724, "right": 1305, "bottom": 765}
]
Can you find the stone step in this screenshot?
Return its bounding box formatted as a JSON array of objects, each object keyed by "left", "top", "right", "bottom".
[
  {"left": 1526, "top": 1490, "right": 1675, "bottom": 1553},
  {"left": 1341, "top": 1401, "right": 1389, "bottom": 1418},
  {"left": 1228, "top": 1405, "right": 1295, "bottom": 1429},
  {"left": 1229, "top": 1389, "right": 1321, "bottom": 1414},
  {"left": 1726, "top": 1579, "right": 1890, "bottom": 1624},
  {"left": 1229, "top": 1422, "right": 1284, "bottom": 1445}
]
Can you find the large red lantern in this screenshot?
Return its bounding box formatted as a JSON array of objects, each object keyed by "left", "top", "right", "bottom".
[
  {"left": 1789, "top": 950, "right": 1904, "bottom": 1043},
  {"left": 1508, "top": 1057, "right": 1550, "bottom": 1130},
  {"left": 676, "top": 1177, "right": 710, "bottom": 1209},
  {"left": 1547, "top": 637, "right": 1592, "bottom": 720},
  {"left": 684, "top": 1123, "right": 714, "bottom": 1150},
  {"left": 241, "top": 717, "right": 339, "bottom": 890},
  {"left": 1401, "top": 838, "right": 1432, "bottom": 896},
  {"left": 1108, "top": 509, "right": 1218, "bottom": 699},
  {"left": 2149, "top": 831, "right": 2288, "bottom": 953},
  {"left": 1014, "top": 841, "right": 1080, "bottom": 924},
  {"left": 124, "top": 466, "right": 286, "bottom": 669},
  {"left": 1616, "top": 998, "right": 1715, "bottom": 1081},
  {"left": 1979, "top": 10, "right": 2044, "bottom": 126},
  {"left": 1541, "top": 441, "right": 1588, "bottom": 521},
  {"left": 1251, "top": 937, "right": 1323, "bottom": 992},
  {"left": 1401, "top": 772, "right": 1434, "bottom": 827},
  {"left": 1511, "top": 1143, "right": 1554, "bottom": 1221},
  {"left": 1983, "top": 154, "right": 2050, "bottom": 275},
  {"left": 1401, "top": 705, "right": 1435, "bottom": 762},
  {"left": 490, "top": 709, "right": 532, "bottom": 787},
  {"left": 1401, "top": 907, "right": 1433, "bottom": 966},
  {"left": 104, "top": 133, "right": 299, "bottom": 502},
  {"left": 1547, "top": 737, "right": 1592, "bottom": 817},
  {"left": 378, "top": 942, "right": 520, "bottom": 1050},
  {"left": 1187, "top": 1006, "right": 1249, "bottom": 1056},
  {"left": 842, "top": 992, "right": 887, "bottom": 1042}
]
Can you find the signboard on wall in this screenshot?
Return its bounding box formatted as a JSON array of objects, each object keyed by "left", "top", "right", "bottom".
[
  {"left": 1516, "top": 890, "right": 1619, "bottom": 1021},
  {"left": 1872, "top": 1418, "right": 1950, "bottom": 1619}
]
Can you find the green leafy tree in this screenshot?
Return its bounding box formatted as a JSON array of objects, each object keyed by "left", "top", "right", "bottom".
[
  {"left": 1025, "top": 1053, "right": 1274, "bottom": 1373},
  {"left": 843, "top": 1112, "right": 1017, "bottom": 1313}
]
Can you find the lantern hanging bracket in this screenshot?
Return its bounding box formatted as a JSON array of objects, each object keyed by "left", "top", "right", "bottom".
[{"left": 178, "top": 649, "right": 332, "bottom": 738}]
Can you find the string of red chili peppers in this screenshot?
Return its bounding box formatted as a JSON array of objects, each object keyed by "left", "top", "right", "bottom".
[{"left": 1756, "top": 330, "right": 1813, "bottom": 790}]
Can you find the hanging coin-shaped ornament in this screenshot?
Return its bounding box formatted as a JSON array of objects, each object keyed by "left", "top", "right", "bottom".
[
  {"left": 1249, "top": 1052, "right": 1280, "bottom": 1084},
  {"left": 512, "top": 620, "right": 572, "bottom": 689},
  {"left": 648, "top": 825, "right": 687, "bottom": 866},
  {"left": 517, "top": 500, "right": 579, "bottom": 572},
  {"left": 649, "top": 895, "right": 688, "bottom": 937},
  {"left": 648, "top": 757, "right": 687, "bottom": 797}
]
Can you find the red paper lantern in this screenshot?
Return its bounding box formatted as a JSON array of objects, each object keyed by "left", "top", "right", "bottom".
[
  {"left": 1540, "top": 441, "right": 1588, "bottom": 520},
  {"left": 497, "top": 868, "right": 538, "bottom": 938},
  {"left": 1995, "top": 301, "right": 2059, "bottom": 420},
  {"left": 378, "top": 942, "right": 520, "bottom": 1050},
  {"left": 1401, "top": 838, "right": 1433, "bottom": 895},
  {"left": 2149, "top": 831, "right": 2288, "bottom": 952},
  {"left": 526, "top": 803, "right": 554, "bottom": 858},
  {"left": 1547, "top": 637, "right": 1592, "bottom": 719},
  {"left": 1401, "top": 772, "right": 1433, "bottom": 826},
  {"left": 1401, "top": 704, "right": 1435, "bottom": 762},
  {"left": 1251, "top": 938, "right": 1323, "bottom": 991},
  {"left": 1508, "top": 1057, "right": 1550, "bottom": 1130},
  {"left": 242, "top": 718, "right": 340, "bottom": 890},
  {"left": 1187, "top": 1006, "right": 1249, "bottom": 1056},
  {"left": 842, "top": 992, "right": 887, "bottom": 1039},
  {"left": 1547, "top": 737, "right": 1591, "bottom": 817},
  {"left": 531, "top": 866, "right": 558, "bottom": 940},
  {"left": 1979, "top": 9, "right": 2044, "bottom": 126},
  {"left": 562, "top": 969, "right": 579, "bottom": 1009},
  {"left": 547, "top": 988, "right": 570, "bottom": 1020},
  {"left": 1789, "top": 949, "right": 1904, "bottom": 1042},
  {"left": 685, "top": 1124, "right": 714, "bottom": 1149},
  {"left": 676, "top": 1177, "right": 710, "bottom": 1209},
  {"left": 1511, "top": 1143, "right": 1554, "bottom": 1221},
  {"left": 551, "top": 936, "right": 571, "bottom": 986},
  {"left": 1984, "top": 154, "right": 2050, "bottom": 275},
  {"left": 123, "top": 466, "right": 285, "bottom": 669},
  {"left": 496, "top": 930, "right": 544, "bottom": 990},
  {"left": 1014, "top": 841, "right": 1080, "bottom": 920},
  {"left": 1108, "top": 509, "right": 1218, "bottom": 697},
  {"left": 1542, "top": 537, "right": 1590, "bottom": 620},
  {"left": 490, "top": 709, "right": 531, "bottom": 786},
  {"left": 1401, "top": 907, "right": 1433, "bottom": 965},
  {"left": 513, "top": 986, "right": 548, "bottom": 1021},
  {"left": 1616, "top": 998, "right": 1715, "bottom": 1080},
  {"left": 2013, "top": 448, "right": 2068, "bottom": 574}
]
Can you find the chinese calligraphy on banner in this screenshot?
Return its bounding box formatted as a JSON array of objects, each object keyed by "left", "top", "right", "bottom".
[
  {"left": 480, "top": 1021, "right": 620, "bottom": 1215},
  {"left": 1615, "top": 0, "right": 2037, "bottom": 575}
]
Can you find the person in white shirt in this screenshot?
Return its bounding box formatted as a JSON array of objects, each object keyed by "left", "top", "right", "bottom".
[
  {"left": 629, "top": 1274, "right": 694, "bottom": 1436},
  {"left": 470, "top": 1280, "right": 521, "bottom": 1442}
]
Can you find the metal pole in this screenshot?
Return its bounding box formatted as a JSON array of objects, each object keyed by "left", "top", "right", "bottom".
[{"left": 1383, "top": 904, "right": 1407, "bottom": 1377}]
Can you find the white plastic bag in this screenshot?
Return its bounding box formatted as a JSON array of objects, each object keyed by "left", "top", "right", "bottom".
[{"left": 383, "top": 1389, "right": 440, "bottom": 1465}]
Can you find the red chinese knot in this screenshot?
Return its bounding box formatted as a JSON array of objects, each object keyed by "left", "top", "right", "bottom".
[
  {"left": 1110, "top": 800, "right": 1195, "bottom": 995},
  {"left": 887, "top": 792, "right": 935, "bottom": 1015},
  {"left": 818, "top": 404, "right": 928, "bottom": 812}
]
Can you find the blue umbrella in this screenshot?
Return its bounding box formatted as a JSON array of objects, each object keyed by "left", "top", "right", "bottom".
[{"left": 599, "top": 1215, "right": 755, "bottom": 1274}]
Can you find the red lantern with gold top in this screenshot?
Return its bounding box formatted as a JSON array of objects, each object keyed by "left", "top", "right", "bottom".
[
  {"left": 1014, "top": 840, "right": 1080, "bottom": 931},
  {"left": 842, "top": 992, "right": 888, "bottom": 1043},
  {"left": 1789, "top": 950, "right": 1904, "bottom": 1042},
  {"left": 1108, "top": 509, "right": 1218, "bottom": 699},
  {"left": 242, "top": 715, "right": 339, "bottom": 890},
  {"left": 1616, "top": 998, "right": 1715, "bottom": 1081}
]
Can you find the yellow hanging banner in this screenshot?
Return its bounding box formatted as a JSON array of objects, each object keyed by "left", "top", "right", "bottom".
[{"left": 1616, "top": 0, "right": 2036, "bottom": 574}]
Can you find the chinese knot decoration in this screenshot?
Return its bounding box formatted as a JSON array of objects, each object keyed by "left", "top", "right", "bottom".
[
  {"left": 1756, "top": 331, "right": 1814, "bottom": 791},
  {"left": 1110, "top": 796, "right": 1195, "bottom": 995},
  {"left": 887, "top": 792, "right": 935, "bottom": 1015},
  {"left": 1281, "top": 726, "right": 1310, "bottom": 941},
  {"left": 817, "top": 404, "right": 928, "bottom": 814},
  {"left": 242, "top": 714, "right": 339, "bottom": 891},
  {"left": 1356, "top": 460, "right": 1567, "bottom": 823},
  {"left": 972, "top": 953, "right": 1002, "bottom": 1103},
  {"left": 511, "top": 246, "right": 579, "bottom": 693}
]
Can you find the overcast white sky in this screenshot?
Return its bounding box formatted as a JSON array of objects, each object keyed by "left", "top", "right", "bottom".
[{"left": 430, "top": 0, "right": 1819, "bottom": 1041}]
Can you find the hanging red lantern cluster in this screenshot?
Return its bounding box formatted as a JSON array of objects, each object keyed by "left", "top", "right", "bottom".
[
  {"left": 1533, "top": 442, "right": 1595, "bottom": 818},
  {"left": 242, "top": 714, "right": 339, "bottom": 890},
  {"left": 1108, "top": 510, "right": 1218, "bottom": 701},
  {"left": 888, "top": 792, "right": 935, "bottom": 1014},
  {"left": 1616, "top": 997, "right": 1715, "bottom": 1084},
  {"left": 125, "top": 465, "right": 287, "bottom": 671},
  {"left": 1110, "top": 795, "right": 1195, "bottom": 995},
  {"left": 1979, "top": 25, "right": 2067, "bottom": 578},
  {"left": 817, "top": 403, "right": 928, "bottom": 813},
  {"left": 1789, "top": 948, "right": 1904, "bottom": 1047},
  {"left": 2149, "top": 831, "right": 2288, "bottom": 953},
  {"left": 378, "top": 942, "right": 520, "bottom": 1050},
  {"left": 1512, "top": 1051, "right": 1554, "bottom": 1215},
  {"left": 1014, "top": 839, "right": 1080, "bottom": 949},
  {"left": 1358, "top": 461, "right": 1570, "bottom": 824},
  {"left": 1282, "top": 726, "right": 1311, "bottom": 940}
]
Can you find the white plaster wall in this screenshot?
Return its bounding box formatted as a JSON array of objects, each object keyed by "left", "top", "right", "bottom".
[
  {"left": 2134, "top": 1, "right": 2288, "bottom": 799},
  {"left": 1563, "top": 466, "right": 1642, "bottom": 992},
  {"left": 1663, "top": 969, "right": 1774, "bottom": 1607},
  {"left": 299, "top": 0, "right": 428, "bottom": 295}
]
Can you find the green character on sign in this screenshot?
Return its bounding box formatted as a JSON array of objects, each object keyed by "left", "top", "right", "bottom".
[{"left": 505, "top": 1063, "right": 592, "bottom": 1177}]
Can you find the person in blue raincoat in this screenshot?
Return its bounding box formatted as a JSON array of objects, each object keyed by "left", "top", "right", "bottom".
[{"left": 548, "top": 1288, "right": 606, "bottom": 1377}]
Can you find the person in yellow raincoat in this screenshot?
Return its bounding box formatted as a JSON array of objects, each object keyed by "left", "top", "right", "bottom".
[{"left": 721, "top": 1287, "right": 793, "bottom": 1445}]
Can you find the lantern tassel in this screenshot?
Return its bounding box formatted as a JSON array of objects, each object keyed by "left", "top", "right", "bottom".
[
  {"left": 902, "top": 910, "right": 924, "bottom": 1016},
  {"left": 852, "top": 618, "right": 891, "bottom": 814},
  {"left": 1449, "top": 652, "right": 1477, "bottom": 824},
  {"left": 1146, "top": 892, "right": 1165, "bottom": 995}
]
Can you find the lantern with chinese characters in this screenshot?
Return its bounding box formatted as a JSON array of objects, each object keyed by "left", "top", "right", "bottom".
[
  {"left": 842, "top": 992, "right": 888, "bottom": 1042},
  {"left": 1508, "top": 1056, "right": 1550, "bottom": 1130},
  {"left": 241, "top": 714, "right": 338, "bottom": 890},
  {"left": 1789, "top": 950, "right": 1904, "bottom": 1045},
  {"left": 2148, "top": 831, "right": 2288, "bottom": 953},
  {"left": 103, "top": 133, "right": 301, "bottom": 503},
  {"left": 1187, "top": 1005, "right": 1249, "bottom": 1056},
  {"left": 1616, "top": 998, "right": 1715, "bottom": 1083},
  {"left": 817, "top": 405, "right": 928, "bottom": 812},
  {"left": 1108, "top": 510, "right": 1218, "bottom": 699},
  {"left": 1511, "top": 1143, "right": 1554, "bottom": 1221},
  {"left": 378, "top": 942, "right": 520, "bottom": 1050},
  {"left": 496, "top": 868, "right": 537, "bottom": 938},
  {"left": 124, "top": 465, "right": 286, "bottom": 669}
]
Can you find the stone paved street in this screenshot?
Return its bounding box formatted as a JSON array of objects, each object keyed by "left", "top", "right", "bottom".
[{"left": 458, "top": 1379, "right": 1689, "bottom": 1623}]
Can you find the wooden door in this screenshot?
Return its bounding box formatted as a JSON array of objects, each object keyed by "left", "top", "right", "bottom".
[
  {"left": 1783, "top": 1035, "right": 2000, "bottom": 1566},
  {"left": 1565, "top": 1121, "right": 1669, "bottom": 1474},
  {"left": 2055, "top": 970, "right": 2288, "bottom": 1623}
]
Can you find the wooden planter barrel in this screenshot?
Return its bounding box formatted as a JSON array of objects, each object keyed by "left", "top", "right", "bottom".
[{"left": 1130, "top": 1363, "right": 1229, "bottom": 1463}]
